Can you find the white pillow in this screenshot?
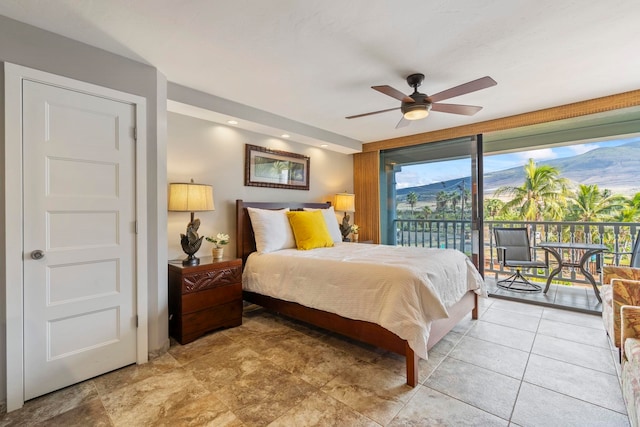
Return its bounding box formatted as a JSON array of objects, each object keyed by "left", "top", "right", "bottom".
[
  {"left": 247, "top": 207, "right": 295, "bottom": 253},
  {"left": 304, "top": 206, "right": 343, "bottom": 243}
]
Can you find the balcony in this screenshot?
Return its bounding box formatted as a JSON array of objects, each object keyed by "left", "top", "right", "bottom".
[{"left": 394, "top": 218, "right": 640, "bottom": 313}]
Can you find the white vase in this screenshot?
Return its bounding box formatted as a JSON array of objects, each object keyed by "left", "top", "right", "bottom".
[{"left": 212, "top": 247, "right": 224, "bottom": 259}]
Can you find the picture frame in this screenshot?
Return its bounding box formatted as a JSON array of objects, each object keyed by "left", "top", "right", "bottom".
[{"left": 244, "top": 144, "right": 310, "bottom": 190}]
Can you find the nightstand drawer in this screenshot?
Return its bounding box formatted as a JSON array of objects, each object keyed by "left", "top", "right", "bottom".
[
  {"left": 179, "top": 300, "right": 242, "bottom": 343},
  {"left": 182, "top": 265, "right": 242, "bottom": 294},
  {"left": 182, "top": 283, "right": 242, "bottom": 314}
]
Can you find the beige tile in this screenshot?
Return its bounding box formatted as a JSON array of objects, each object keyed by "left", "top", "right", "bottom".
[
  {"left": 100, "top": 368, "right": 209, "bottom": 426},
  {"left": 257, "top": 333, "right": 360, "bottom": 387},
  {"left": 269, "top": 391, "right": 378, "bottom": 427},
  {"left": 93, "top": 352, "right": 181, "bottom": 395},
  {"left": 0, "top": 381, "right": 98, "bottom": 426},
  {"left": 34, "top": 398, "right": 112, "bottom": 427},
  {"left": 153, "top": 393, "right": 242, "bottom": 427},
  {"left": 168, "top": 330, "right": 236, "bottom": 365},
  {"left": 321, "top": 362, "right": 417, "bottom": 425}
]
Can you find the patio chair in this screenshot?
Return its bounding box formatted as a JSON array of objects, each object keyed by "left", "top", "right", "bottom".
[{"left": 494, "top": 227, "right": 547, "bottom": 292}]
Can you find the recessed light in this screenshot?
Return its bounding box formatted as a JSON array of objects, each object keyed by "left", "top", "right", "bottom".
[
  {"left": 281, "top": 134, "right": 290, "bottom": 138},
  {"left": 227, "top": 120, "right": 238, "bottom": 125},
  {"left": 320, "top": 144, "right": 328, "bottom": 148}
]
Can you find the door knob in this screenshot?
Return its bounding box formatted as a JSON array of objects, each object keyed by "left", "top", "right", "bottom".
[{"left": 31, "top": 250, "right": 45, "bottom": 260}]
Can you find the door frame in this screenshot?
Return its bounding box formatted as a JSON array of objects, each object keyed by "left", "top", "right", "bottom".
[{"left": 4, "top": 63, "right": 149, "bottom": 411}]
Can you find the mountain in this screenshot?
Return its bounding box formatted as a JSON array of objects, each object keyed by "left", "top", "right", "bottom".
[{"left": 397, "top": 140, "right": 640, "bottom": 203}]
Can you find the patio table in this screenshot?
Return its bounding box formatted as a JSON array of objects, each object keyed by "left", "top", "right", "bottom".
[{"left": 537, "top": 242, "right": 608, "bottom": 303}]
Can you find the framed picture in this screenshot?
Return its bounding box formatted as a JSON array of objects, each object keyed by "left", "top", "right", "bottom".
[{"left": 244, "top": 144, "right": 310, "bottom": 190}]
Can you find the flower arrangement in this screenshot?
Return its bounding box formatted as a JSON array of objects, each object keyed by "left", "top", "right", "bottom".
[
  {"left": 206, "top": 233, "right": 230, "bottom": 248},
  {"left": 351, "top": 224, "right": 359, "bottom": 234}
]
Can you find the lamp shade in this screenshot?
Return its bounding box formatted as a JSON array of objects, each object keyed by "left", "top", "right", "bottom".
[
  {"left": 168, "top": 182, "right": 215, "bottom": 212},
  {"left": 334, "top": 193, "right": 355, "bottom": 212}
]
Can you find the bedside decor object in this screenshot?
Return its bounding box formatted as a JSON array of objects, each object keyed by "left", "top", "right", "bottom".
[
  {"left": 352, "top": 224, "right": 360, "bottom": 242},
  {"left": 335, "top": 192, "right": 355, "bottom": 242},
  {"left": 206, "top": 233, "right": 230, "bottom": 259},
  {"left": 168, "top": 179, "right": 215, "bottom": 265},
  {"left": 245, "top": 144, "right": 310, "bottom": 190}
]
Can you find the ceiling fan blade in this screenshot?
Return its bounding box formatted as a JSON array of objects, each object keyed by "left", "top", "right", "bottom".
[
  {"left": 431, "top": 103, "right": 483, "bottom": 116},
  {"left": 429, "top": 76, "right": 497, "bottom": 103},
  {"left": 345, "top": 106, "right": 400, "bottom": 119},
  {"left": 395, "top": 116, "right": 410, "bottom": 129},
  {"left": 372, "top": 85, "right": 415, "bottom": 103}
]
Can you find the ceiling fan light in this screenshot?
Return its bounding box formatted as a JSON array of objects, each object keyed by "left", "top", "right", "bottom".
[{"left": 403, "top": 106, "right": 429, "bottom": 120}]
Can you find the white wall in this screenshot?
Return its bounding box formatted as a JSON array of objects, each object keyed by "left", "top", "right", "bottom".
[{"left": 167, "top": 112, "right": 354, "bottom": 259}]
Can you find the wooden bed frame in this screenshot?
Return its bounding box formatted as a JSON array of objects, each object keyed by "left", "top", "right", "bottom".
[{"left": 236, "top": 199, "right": 478, "bottom": 386}]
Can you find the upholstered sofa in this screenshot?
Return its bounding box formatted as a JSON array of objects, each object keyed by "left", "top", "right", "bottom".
[
  {"left": 601, "top": 266, "right": 640, "bottom": 353},
  {"left": 621, "top": 305, "right": 640, "bottom": 427}
]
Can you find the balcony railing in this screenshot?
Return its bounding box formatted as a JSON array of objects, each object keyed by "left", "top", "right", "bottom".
[{"left": 393, "top": 218, "right": 640, "bottom": 287}]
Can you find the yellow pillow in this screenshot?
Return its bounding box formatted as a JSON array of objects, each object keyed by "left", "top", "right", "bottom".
[{"left": 286, "top": 210, "right": 334, "bottom": 250}]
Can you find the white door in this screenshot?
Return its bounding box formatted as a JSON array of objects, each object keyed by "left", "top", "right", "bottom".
[{"left": 22, "top": 80, "right": 137, "bottom": 400}]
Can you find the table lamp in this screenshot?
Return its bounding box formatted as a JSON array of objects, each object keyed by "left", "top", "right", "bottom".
[
  {"left": 335, "top": 192, "right": 355, "bottom": 242},
  {"left": 168, "top": 179, "right": 215, "bottom": 265}
]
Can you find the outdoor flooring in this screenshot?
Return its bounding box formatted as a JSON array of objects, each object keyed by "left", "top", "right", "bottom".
[{"left": 487, "top": 277, "right": 603, "bottom": 314}]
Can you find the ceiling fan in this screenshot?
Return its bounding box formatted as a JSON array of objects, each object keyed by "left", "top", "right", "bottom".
[{"left": 346, "top": 73, "right": 497, "bottom": 128}]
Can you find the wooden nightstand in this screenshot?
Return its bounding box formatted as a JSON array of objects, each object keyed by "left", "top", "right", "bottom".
[{"left": 168, "top": 256, "right": 243, "bottom": 344}]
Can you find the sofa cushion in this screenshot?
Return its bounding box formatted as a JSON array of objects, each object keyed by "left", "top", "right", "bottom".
[
  {"left": 623, "top": 359, "right": 640, "bottom": 427},
  {"left": 626, "top": 338, "right": 640, "bottom": 364}
]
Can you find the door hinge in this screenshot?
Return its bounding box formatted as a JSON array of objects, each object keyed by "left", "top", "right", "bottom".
[
  {"left": 135, "top": 315, "right": 139, "bottom": 328},
  {"left": 135, "top": 221, "right": 138, "bottom": 234},
  {"left": 133, "top": 127, "right": 137, "bottom": 141}
]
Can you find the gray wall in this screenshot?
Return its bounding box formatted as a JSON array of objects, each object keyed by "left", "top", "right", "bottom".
[{"left": 0, "top": 15, "right": 168, "bottom": 402}]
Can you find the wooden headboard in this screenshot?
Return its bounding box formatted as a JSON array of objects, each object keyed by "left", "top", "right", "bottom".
[{"left": 235, "top": 199, "right": 331, "bottom": 265}]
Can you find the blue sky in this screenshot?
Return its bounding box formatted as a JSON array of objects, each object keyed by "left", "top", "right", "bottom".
[{"left": 395, "top": 137, "right": 637, "bottom": 189}]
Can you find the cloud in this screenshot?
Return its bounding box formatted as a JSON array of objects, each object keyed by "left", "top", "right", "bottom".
[
  {"left": 568, "top": 144, "right": 598, "bottom": 155},
  {"left": 514, "top": 148, "right": 557, "bottom": 161}
]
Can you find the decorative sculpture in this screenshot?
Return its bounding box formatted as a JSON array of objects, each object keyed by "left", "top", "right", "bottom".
[
  {"left": 340, "top": 213, "right": 352, "bottom": 242},
  {"left": 180, "top": 218, "right": 204, "bottom": 265}
]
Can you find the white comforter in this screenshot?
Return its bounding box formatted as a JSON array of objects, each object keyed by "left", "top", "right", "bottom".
[{"left": 243, "top": 243, "right": 486, "bottom": 359}]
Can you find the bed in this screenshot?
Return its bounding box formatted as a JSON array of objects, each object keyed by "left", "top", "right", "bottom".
[{"left": 235, "top": 199, "right": 484, "bottom": 386}]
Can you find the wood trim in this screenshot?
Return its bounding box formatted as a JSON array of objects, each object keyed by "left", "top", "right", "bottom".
[
  {"left": 363, "top": 89, "right": 640, "bottom": 152},
  {"left": 353, "top": 151, "right": 380, "bottom": 243}
]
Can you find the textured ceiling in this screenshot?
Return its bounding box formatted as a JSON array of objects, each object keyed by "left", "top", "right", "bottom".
[{"left": 2, "top": 1, "right": 639, "bottom": 151}]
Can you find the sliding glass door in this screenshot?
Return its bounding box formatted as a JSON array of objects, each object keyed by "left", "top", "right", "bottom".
[{"left": 380, "top": 135, "right": 484, "bottom": 270}]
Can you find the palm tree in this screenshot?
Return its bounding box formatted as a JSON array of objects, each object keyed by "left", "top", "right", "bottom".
[
  {"left": 494, "top": 158, "right": 569, "bottom": 221},
  {"left": 406, "top": 191, "right": 418, "bottom": 217},
  {"left": 448, "top": 191, "right": 460, "bottom": 217},
  {"left": 566, "top": 184, "right": 626, "bottom": 222},
  {"left": 436, "top": 191, "right": 448, "bottom": 218},
  {"left": 485, "top": 198, "right": 504, "bottom": 219}
]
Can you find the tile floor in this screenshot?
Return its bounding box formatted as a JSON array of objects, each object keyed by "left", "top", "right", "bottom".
[{"left": 0, "top": 297, "right": 630, "bottom": 426}]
